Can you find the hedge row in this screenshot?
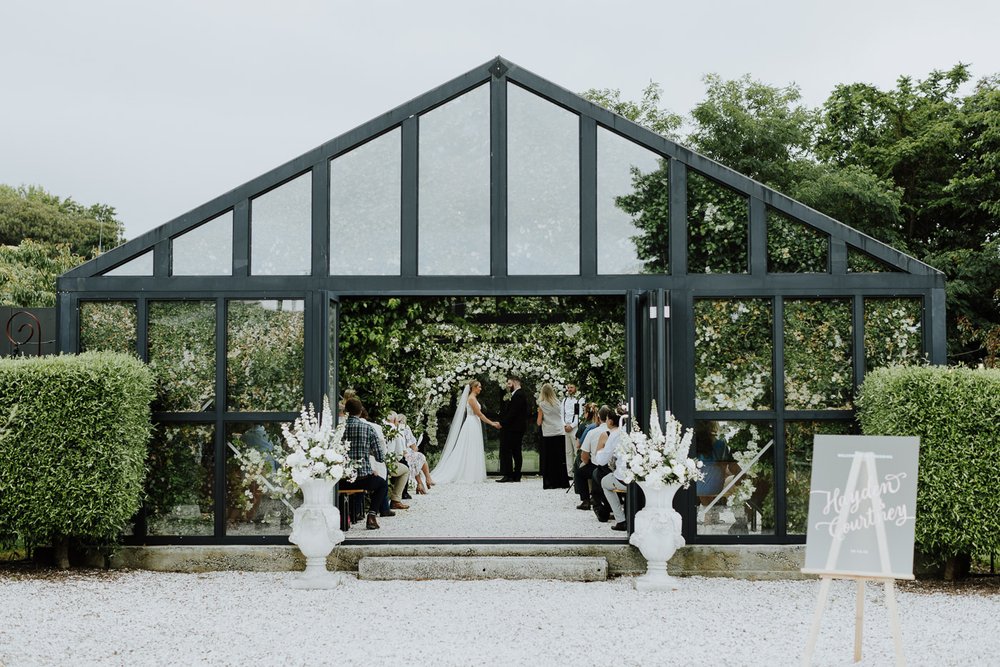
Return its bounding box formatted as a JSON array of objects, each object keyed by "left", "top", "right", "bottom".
[
  {"left": 0, "top": 352, "right": 154, "bottom": 564},
  {"left": 857, "top": 365, "right": 1000, "bottom": 565}
]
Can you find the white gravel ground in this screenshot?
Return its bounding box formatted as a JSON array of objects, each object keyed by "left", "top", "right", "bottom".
[
  {"left": 352, "top": 476, "right": 617, "bottom": 539},
  {"left": 1, "top": 570, "right": 996, "bottom": 666}
]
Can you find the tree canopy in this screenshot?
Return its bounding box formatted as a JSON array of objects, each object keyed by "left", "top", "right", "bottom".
[
  {"left": 0, "top": 185, "right": 124, "bottom": 308},
  {"left": 585, "top": 66, "right": 1000, "bottom": 366}
]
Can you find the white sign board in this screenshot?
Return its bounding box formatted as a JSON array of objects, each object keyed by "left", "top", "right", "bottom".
[{"left": 802, "top": 435, "right": 920, "bottom": 580}]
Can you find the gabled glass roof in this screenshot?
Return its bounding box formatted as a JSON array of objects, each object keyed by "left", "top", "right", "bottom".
[{"left": 65, "top": 57, "right": 940, "bottom": 282}]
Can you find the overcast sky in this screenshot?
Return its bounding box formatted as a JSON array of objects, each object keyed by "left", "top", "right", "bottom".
[{"left": 4, "top": 0, "right": 999, "bottom": 241}]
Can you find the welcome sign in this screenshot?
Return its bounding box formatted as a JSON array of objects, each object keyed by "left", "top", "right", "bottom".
[{"left": 802, "top": 435, "right": 920, "bottom": 579}]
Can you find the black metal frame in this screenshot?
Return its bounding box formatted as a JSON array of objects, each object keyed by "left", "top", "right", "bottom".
[{"left": 56, "top": 57, "right": 946, "bottom": 547}]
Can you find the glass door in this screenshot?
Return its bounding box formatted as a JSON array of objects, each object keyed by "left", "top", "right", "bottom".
[{"left": 625, "top": 289, "right": 670, "bottom": 532}]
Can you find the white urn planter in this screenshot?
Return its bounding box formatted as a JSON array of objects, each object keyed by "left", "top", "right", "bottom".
[
  {"left": 288, "top": 477, "right": 345, "bottom": 589},
  {"left": 629, "top": 481, "right": 685, "bottom": 591}
]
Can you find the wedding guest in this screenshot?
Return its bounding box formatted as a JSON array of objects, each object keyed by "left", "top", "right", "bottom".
[
  {"left": 338, "top": 398, "right": 390, "bottom": 529},
  {"left": 382, "top": 412, "right": 411, "bottom": 510},
  {"left": 575, "top": 404, "right": 610, "bottom": 511},
  {"left": 537, "top": 383, "right": 570, "bottom": 489},
  {"left": 399, "top": 414, "right": 434, "bottom": 494},
  {"left": 594, "top": 407, "right": 628, "bottom": 531},
  {"left": 577, "top": 402, "right": 598, "bottom": 444},
  {"left": 561, "top": 383, "right": 585, "bottom": 476}
]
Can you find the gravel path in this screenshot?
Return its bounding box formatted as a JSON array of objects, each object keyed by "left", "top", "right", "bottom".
[
  {"left": 352, "top": 476, "right": 617, "bottom": 539},
  {"left": 1, "top": 571, "right": 996, "bottom": 666}
]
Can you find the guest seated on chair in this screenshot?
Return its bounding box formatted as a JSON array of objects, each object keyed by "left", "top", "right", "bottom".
[
  {"left": 575, "top": 405, "right": 610, "bottom": 511},
  {"left": 398, "top": 414, "right": 434, "bottom": 494},
  {"left": 593, "top": 407, "right": 628, "bottom": 531},
  {"left": 339, "top": 398, "right": 391, "bottom": 530}
]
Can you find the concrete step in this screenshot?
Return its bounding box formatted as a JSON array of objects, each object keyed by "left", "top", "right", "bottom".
[{"left": 357, "top": 555, "right": 608, "bottom": 581}]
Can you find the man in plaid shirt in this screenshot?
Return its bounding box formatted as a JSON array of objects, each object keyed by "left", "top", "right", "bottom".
[{"left": 339, "top": 397, "right": 390, "bottom": 529}]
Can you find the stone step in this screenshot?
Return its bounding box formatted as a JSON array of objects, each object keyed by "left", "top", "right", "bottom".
[{"left": 357, "top": 556, "right": 608, "bottom": 581}]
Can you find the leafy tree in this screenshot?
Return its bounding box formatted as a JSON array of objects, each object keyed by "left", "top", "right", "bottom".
[
  {"left": 587, "top": 66, "right": 1000, "bottom": 366},
  {"left": 582, "top": 82, "right": 683, "bottom": 140},
  {"left": 0, "top": 184, "right": 124, "bottom": 256},
  {"left": 0, "top": 239, "right": 84, "bottom": 307},
  {"left": 688, "top": 73, "right": 816, "bottom": 191},
  {"left": 0, "top": 185, "right": 124, "bottom": 308}
]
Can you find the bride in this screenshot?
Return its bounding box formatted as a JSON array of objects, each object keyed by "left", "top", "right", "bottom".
[{"left": 431, "top": 379, "right": 500, "bottom": 484}]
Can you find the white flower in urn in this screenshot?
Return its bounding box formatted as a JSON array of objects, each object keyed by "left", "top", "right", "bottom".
[
  {"left": 619, "top": 401, "right": 703, "bottom": 489},
  {"left": 279, "top": 396, "right": 356, "bottom": 487}
]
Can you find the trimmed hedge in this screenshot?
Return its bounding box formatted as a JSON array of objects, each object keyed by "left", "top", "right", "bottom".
[
  {"left": 0, "top": 352, "right": 154, "bottom": 564},
  {"left": 857, "top": 366, "right": 1000, "bottom": 566}
]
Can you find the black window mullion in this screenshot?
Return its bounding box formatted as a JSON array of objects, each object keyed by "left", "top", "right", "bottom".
[
  {"left": 401, "top": 116, "right": 418, "bottom": 277},
  {"left": 214, "top": 297, "right": 227, "bottom": 541},
  {"left": 579, "top": 115, "right": 597, "bottom": 276},
  {"left": 490, "top": 74, "right": 507, "bottom": 277},
  {"left": 772, "top": 295, "right": 787, "bottom": 538}
]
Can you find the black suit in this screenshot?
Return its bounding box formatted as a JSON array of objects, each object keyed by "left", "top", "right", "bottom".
[{"left": 498, "top": 388, "right": 528, "bottom": 480}]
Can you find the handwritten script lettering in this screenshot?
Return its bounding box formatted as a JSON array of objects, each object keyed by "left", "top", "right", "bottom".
[{"left": 811, "top": 472, "right": 911, "bottom": 538}]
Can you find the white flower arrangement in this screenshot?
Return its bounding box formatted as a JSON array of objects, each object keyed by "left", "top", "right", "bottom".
[
  {"left": 279, "top": 396, "right": 356, "bottom": 486},
  {"left": 619, "top": 402, "right": 704, "bottom": 489}
]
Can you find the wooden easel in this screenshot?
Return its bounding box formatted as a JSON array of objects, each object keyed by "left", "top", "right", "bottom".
[{"left": 801, "top": 451, "right": 909, "bottom": 667}]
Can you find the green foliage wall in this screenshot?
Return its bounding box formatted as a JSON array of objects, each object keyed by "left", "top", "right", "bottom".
[
  {"left": 0, "top": 352, "right": 155, "bottom": 548},
  {"left": 857, "top": 366, "right": 1000, "bottom": 562}
]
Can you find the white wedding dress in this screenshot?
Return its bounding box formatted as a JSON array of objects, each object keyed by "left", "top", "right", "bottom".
[{"left": 431, "top": 386, "right": 487, "bottom": 484}]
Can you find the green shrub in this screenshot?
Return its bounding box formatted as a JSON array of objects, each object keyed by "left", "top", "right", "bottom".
[
  {"left": 0, "top": 351, "right": 154, "bottom": 565},
  {"left": 857, "top": 365, "right": 1000, "bottom": 569}
]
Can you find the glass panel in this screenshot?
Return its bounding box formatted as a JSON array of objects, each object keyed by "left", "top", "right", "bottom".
[
  {"left": 226, "top": 423, "right": 298, "bottom": 535},
  {"left": 695, "top": 299, "right": 772, "bottom": 410},
  {"left": 227, "top": 299, "right": 305, "bottom": 412},
  {"left": 507, "top": 84, "right": 579, "bottom": 275},
  {"left": 79, "top": 301, "right": 136, "bottom": 354},
  {"left": 145, "top": 424, "right": 215, "bottom": 536},
  {"left": 696, "top": 421, "right": 775, "bottom": 536},
  {"left": 785, "top": 421, "right": 853, "bottom": 534},
  {"left": 103, "top": 251, "right": 153, "bottom": 276},
  {"left": 687, "top": 171, "right": 749, "bottom": 273},
  {"left": 597, "top": 127, "right": 666, "bottom": 274},
  {"left": 848, "top": 246, "right": 899, "bottom": 272},
  {"left": 784, "top": 299, "right": 853, "bottom": 409},
  {"left": 171, "top": 211, "right": 233, "bottom": 276},
  {"left": 148, "top": 301, "right": 215, "bottom": 412},
  {"left": 419, "top": 85, "right": 490, "bottom": 275},
  {"left": 330, "top": 130, "right": 401, "bottom": 275},
  {"left": 767, "top": 208, "right": 828, "bottom": 273},
  {"left": 865, "top": 298, "right": 923, "bottom": 371},
  {"left": 250, "top": 172, "right": 311, "bottom": 275}
]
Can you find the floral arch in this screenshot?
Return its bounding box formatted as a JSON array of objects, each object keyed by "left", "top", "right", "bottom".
[{"left": 412, "top": 345, "right": 571, "bottom": 445}]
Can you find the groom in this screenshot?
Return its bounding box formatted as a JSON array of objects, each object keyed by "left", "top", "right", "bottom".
[{"left": 496, "top": 374, "right": 528, "bottom": 483}]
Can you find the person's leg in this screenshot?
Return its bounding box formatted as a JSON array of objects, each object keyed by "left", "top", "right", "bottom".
[
  {"left": 576, "top": 462, "right": 595, "bottom": 503},
  {"left": 601, "top": 474, "right": 626, "bottom": 524},
  {"left": 366, "top": 475, "right": 389, "bottom": 517},
  {"left": 390, "top": 461, "right": 408, "bottom": 504},
  {"left": 591, "top": 465, "right": 611, "bottom": 519},
  {"left": 512, "top": 432, "right": 523, "bottom": 481},
  {"left": 498, "top": 431, "right": 513, "bottom": 480},
  {"left": 563, "top": 433, "right": 575, "bottom": 478}
]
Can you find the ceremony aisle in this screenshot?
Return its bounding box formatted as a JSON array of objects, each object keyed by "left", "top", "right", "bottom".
[{"left": 349, "top": 476, "right": 618, "bottom": 539}]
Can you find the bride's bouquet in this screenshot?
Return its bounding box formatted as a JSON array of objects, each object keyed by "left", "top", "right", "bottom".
[
  {"left": 280, "top": 396, "right": 356, "bottom": 486},
  {"left": 618, "top": 402, "right": 703, "bottom": 489}
]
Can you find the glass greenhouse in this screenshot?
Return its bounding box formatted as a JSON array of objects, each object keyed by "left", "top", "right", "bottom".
[{"left": 57, "top": 57, "right": 945, "bottom": 546}]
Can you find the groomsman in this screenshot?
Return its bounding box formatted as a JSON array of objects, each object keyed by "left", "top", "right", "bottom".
[{"left": 562, "top": 384, "right": 585, "bottom": 476}]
